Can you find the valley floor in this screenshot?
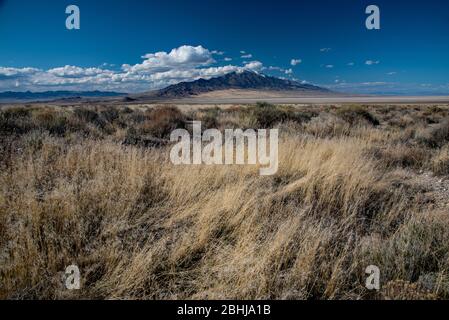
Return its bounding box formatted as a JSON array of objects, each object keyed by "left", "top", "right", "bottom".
[{"left": 159, "top": 92, "right": 449, "bottom": 105}]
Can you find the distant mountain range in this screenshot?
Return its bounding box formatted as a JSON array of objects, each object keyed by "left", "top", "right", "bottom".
[
  {"left": 145, "top": 71, "right": 330, "bottom": 99},
  {"left": 0, "top": 71, "right": 331, "bottom": 103},
  {"left": 0, "top": 90, "right": 125, "bottom": 103}
]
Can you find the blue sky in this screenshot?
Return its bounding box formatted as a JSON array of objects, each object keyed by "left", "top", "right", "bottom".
[{"left": 1, "top": 0, "right": 449, "bottom": 94}]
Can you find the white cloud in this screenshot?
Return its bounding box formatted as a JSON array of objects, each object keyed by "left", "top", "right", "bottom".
[
  {"left": 48, "top": 65, "right": 111, "bottom": 78},
  {"left": 290, "top": 59, "right": 302, "bottom": 66},
  {"left": 241, "top": 54, "right": 253, "bottom": 59},
  {"left": 224, "top": 57, "right": 232, "bottom": 61},
  {"left": 284, "top": 68, "right": 293, "bottom": 75},
  {"left": 320, "top": 48, "right": 331, "bottom": 52},
  {"left": 123, "top": 45, "right": 215, "bottom": 74},
  {"left": 0, "top": 67, "right": 40, "bottom": 78},
  {"left": 387, "top": 72, "right": 397, "bottom": 75},
  {"left": 347, "top": 62, "right": 355, "bottom": 66},
  {"left": 243, "top": 61, "right": 264, "bottom": 71},
  {"left": 325, "top": 65, "right": 334, "bottom": 68},
  {"left": 0, "top": 45, "right": 267, "bottom": 93},
  {"left": 365, "top": 60, "right": 380, "bottom": 65}
]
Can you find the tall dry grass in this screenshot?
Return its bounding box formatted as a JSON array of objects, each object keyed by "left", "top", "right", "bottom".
[{"left": 1, "top": 103, "right": 449, "bottom": 299}]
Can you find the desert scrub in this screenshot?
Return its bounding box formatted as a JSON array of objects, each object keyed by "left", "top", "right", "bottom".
[
  {"left": 0, "top": 107, "right": 34, "bottom": 135},
  {"left": 335, "top": 105, "right": 380, "bottom": 126},
  {"left": 136, "top": 105, "right": 186, "bottom": 139},
  {"left": 415, "top": 119, "right": 449, "bottom": 148},
  {"left": 243, "top": 102, "right": 317, "bottom": 128},
  {"left": 1, "top": 104, "right": 449, "bottom": 300}
]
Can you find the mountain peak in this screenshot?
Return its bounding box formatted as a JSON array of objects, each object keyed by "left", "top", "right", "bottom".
[{"left": 152, "top": 71, "right": 329, "bottom": 98}]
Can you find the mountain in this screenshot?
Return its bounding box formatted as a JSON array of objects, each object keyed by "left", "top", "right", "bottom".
[
  {"left": 140, "top": 71, "right": 330, "bottom": 99},
  {"left": 0, "top": 72, "right": 331, "bottom": 104},
  {"left": 0, "top": 90, "right": 125, "bottom": 103}
]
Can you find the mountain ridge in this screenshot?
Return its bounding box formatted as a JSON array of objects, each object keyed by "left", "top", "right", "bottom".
[
  {"left": 0, "top": 90, "right": 125, "bottom": 103},
  {"left": 147, "top": 71, "right": 330, "bottom": 99},
  {"left": 0, "top": 72, "right": 331, "bottom": 103}
]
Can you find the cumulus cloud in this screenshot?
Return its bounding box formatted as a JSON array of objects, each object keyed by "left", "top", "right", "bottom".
[
  {"left": 290, "top": 59, "right": 302, "bottom": 66},
  {"left": 48, "top": 65, "right": 112, "bottom": 78},
  {"left": 0, "top": 46, "right": 317, "bottom": 94},
  {"left": 365, "top": 60, "right": 380, "bottom": 65},
  {"left": 241, "top": 54, "right": 253, "bottom": 59},
  {"left": 0, "top": 45, "right": 267, "bottom": 93},
  {"left": 122, "top": 45, "right": 215, "bottom": 74},
  {"left": 243, "top": 61, "right": 264, "bottom": 71},
  {"left": 0, "top": 67, "right": 40, "bottom": 78}
]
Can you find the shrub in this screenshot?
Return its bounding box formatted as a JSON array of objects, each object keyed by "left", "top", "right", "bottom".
[
  {"left": 246, "top": 102, "right": 316, "bottom": 128},
  {"left": 0, "top": 107, "right": 34, "bottom": 135},
  {"left": 74, "top": 108, "right": 107, "bottom": 129},
  {"left": 303, "top": 113, "right": 351, "bottom": 138},
  {"left": 33, "top": 110, "right": 69, "bottom": 136},
  {"left": 138, "top": 105, "right": 186, "bottom": 139},
  {"left": 415, "top": 120, "right": 449, "bottom": 148},
  {"left": 335, "top": 105, "right": 380, "bottom": 126},
  {"left": 100, "top": 107, "right": 120, "bottom": 123},
  {"left": 250, "top": 102, "right": 283, "bottom": 128}
]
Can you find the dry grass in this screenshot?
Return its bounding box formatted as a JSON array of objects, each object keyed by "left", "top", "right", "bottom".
[
  {"left": 1, "top": 103, "right": 449, "bottom": 300},
  {"left": 432, "top": 145, "right": 449, "bottom": 176}
]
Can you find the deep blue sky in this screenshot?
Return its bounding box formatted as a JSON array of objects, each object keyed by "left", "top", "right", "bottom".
[{"left": 1, "top": 0, "right": 449, "bottom": 94}]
